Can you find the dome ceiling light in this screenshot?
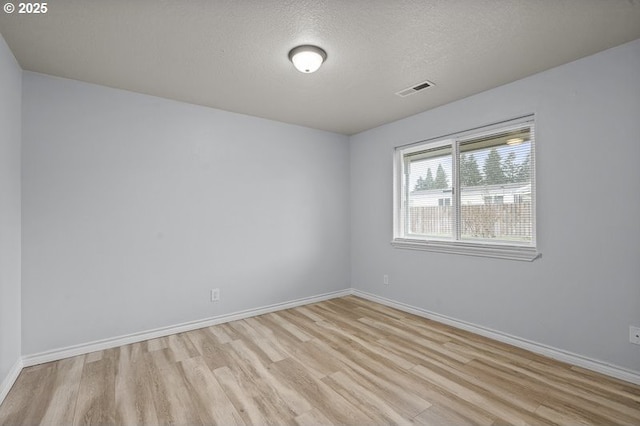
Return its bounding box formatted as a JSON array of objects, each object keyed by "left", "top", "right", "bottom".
[{"left": 288, "top": 45, "right": 327, "bottom": 74}]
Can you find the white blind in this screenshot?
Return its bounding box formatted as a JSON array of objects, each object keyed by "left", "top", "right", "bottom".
[
  {"left": 406, "top": 145, "right": 453, "bottom": 239},
  {"left": 458, "top": 125, "right": 534, "bottom": 245}
]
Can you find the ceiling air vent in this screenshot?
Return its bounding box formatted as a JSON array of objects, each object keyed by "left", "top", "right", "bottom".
[{"left": 395, "top": 80, "right": 435, "bottom": 97}]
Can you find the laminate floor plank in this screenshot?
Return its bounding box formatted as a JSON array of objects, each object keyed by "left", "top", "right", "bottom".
[
  {"left": 207, "top": 323, "right": 235, "bottom": 344},
  {"left": 293, "top": 305, "right": 327, "bottom": 323},
  {"left": 313, "top": 306, "right": 386, "bottom": 342},
  {"left": 305, "top": 338, "right": 433, "bottom": 418},
  {"left": 265, "top": 312, "right": 313, "bottom": 342},
  {"left": 215, "top": 338, "right": 297, "bottom": 423},
  {"left": 496, "top": 360, "right": 640, "bottom": 423},
  {"left": 271, "top": 357, "right": 376, "bottom": 425},
  {"left": 309, "top": 300, "right": 364, "bottom": 322},
  {"left": 466, "top": 358, "right": 635, "bottom": 424},
  {"left": 369, "top": 314, "right": 453, "bottom": 344},
  {"left": 72, "top": 350, "right": 116, "bottom": 426},
  {"left": 378, "top": 336, "right": 470, "bottom": 371},
  {"left": 145, "top": 336, "right": 167, "bottom": 352},
  {"left": 186, "top": 327, "right": 235, "bottom": 371},
  {"left": 534, "top": 403, "right": 594, "bottom": 426},
  {"left": 230, "top": 320, "right": 291, "bottom": 363},
  {"left": 0, "top": 362, "right": 61, "bottom": 426},
  {"left": 213, "top": 366, "right": 270, "bottom": 426},
  {"left": 363, "top": 319, "right": 474, "bottom": 364},
  {"left": 316, "top": 320, "right": 416, "bottom": 370},
  {"left": 219, "top": 339, "right": 296, "bottom": 424},
  {"left": 243, "top": 316, "right": 276, "bottom": 339},
  {"left": 218, "top": 322, "right": 243, "bottom": 341},
  {"left": 229, "top": 319, "right": 267, "bottom": 343},
  {"left": 413, "top": 402, "right": 485, "bottom": 426},
  {"left": 338, "top": 296, "right": 409, "bottom": 321},
  {"left": 257, "top": 317, "right": 339, "bottom": 379},
  {"left": 571, "top": 364, "right": 640, "bottom": 397},
  {"left": 1, "top": 296, "right": 639, "bottom": 425},
  {"left": 411, "top": 363, "right": 551, "bottom": 425},
  {"left": 84, "top": 351, "right": 103, "bottom": 364},
  {"left": 40, "top": 356, "right": 85, "bottom": 426},
  {"left": 273, "top": 309, "right": 335, "bottom": 341},
  {"left": 533, "top": 360, "right": 640, "bottom": 404},
  {"left": 444, "top": 340, "right": 536, "bottom": 368},
  {"left": 144, "top": 348, "right": 204, "bottom": 425},
  {"left": 114, "top": 345, "right": 158, "bottom": 426},
  {"left": 229, "top": 323, "right": 289, "bottom": 365},
  {"left": 229, "top": 339, "right": 311, "bottom": 417},
  {"left": 179, "top": 356, "right": 245, "bottom": 425},
  {"left": 164, "top": 332, "right": 201, "bottom": 362},
  {"left": 294, "top": 407, "right": 333, "bottom": 426},
  {"left": 423, "top": 356, "right": 542, "bottom": 413},
  {"left": 142, "top": 347, "right": 175, "bottom": 372},
  {"left": 322, "top": 370, "right": 413, "bottom": 425}
]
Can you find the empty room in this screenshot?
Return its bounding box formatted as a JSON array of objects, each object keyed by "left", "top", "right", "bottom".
[{"left": 1, "top": 1, "right": 640, "bottom": 424}]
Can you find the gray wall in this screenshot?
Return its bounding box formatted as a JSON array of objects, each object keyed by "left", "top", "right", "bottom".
[
  {"left": 13, "top": 36, "right": 640, "bottom": 374},
  {"left": 0, "top": 35, "right": 22, "bottom": 383},
  {"left": 22, "top": 73, "right": 350, "bottom": 354},
  {"left": 350, "top": 39, "right": 640, "bottom": 372}
]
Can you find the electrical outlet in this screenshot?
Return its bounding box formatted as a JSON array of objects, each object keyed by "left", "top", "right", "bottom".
[
  {"left": 211, "top": 288, "right": 220, "bottom": 302},
  {"left": 630, "top": 326, "right": 640, "bottom": 345},
  {"left": 383, "top": 274, "right": 389, "bottom": 285}
]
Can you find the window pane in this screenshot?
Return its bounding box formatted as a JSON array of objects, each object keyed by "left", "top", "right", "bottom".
[
  {"left": 406, "top": 146, "right": 453, "bottom": 239},
  {"left": 459, "top": 127, "right": 533, "bottom": 243}
]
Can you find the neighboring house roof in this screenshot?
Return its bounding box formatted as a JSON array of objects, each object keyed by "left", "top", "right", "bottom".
[{"left": 411, "top": 182, "right": 530, "bottom": 197}]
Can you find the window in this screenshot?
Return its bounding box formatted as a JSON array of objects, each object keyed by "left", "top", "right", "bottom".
[
  {"left": 484, "top": 195, "right": 504, "bottom": 205},
  {"left": 392, "top": 116, "right": 539, "bottom": 261}
]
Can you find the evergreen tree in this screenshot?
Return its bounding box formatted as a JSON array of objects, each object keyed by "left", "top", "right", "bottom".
[
  {"left": 414, "top": 168, "right": 435, "bottom": 190},
  {"left": 461, "top": 153, "right": 482, "bottom": 186},
  {"left": 424, "top": 168, "right": 435, "bottom": 189},
  {"left": 460, "top": 153, "right": 468, "bottom": 184},
  {"left": 467, "top": 154, "right": 483, "bottom": 186},
  {"left": 516, "top": 153, "right": 531, "bottom": 183},
  {"left": 502, "top": 152, "right": 519, "bottom": 183},
  {"left": 434, "top": 164, "right": 449, "bottom": 189},
  {"left": 483, "top": 148, "right": 506, "bottom": 185}
]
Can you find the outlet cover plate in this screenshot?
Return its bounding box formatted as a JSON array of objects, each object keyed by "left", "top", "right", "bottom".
[
  {"left": 630, "top": 326, "right": 640, "bottom": 345},
  {"left": 211, "top": 288, "right": 220, "bottom": 302}
]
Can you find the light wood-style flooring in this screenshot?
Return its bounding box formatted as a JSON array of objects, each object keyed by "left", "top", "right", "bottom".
[{"left": 1, "top": 296, "right": 639, "bottom": 425}]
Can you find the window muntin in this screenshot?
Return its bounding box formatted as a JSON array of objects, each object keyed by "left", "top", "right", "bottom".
[{"left": 393, "top": 117, "right": 537, "bottom": 260}]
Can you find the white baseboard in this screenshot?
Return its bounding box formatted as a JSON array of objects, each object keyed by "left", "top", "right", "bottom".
[
  {"left": 0, "top": 358, "right": 23, "bottom": 407},
  {"left": 352, "top": 289, "right": 640, "bottom": 386},
  {"left": 22, "top": 288, "right": 351, "bottom": 368},
  {"left": 12, "top": 286, "right": 640, "bottom": 397}
]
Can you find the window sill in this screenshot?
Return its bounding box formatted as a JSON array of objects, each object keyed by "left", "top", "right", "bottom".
[{"left": 391, "top": 238, "right": 540, "bottom": 261}]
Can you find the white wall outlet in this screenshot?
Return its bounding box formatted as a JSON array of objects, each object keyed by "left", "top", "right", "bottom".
[
  {"left": 630, "top": 326, "right": 640, "bottom": 345},
  {"left": 211, "top": 288, "right": 220, "bottom": 302},
  {"left": 383, "top": 274, "right": 389, "bottom": 285}
]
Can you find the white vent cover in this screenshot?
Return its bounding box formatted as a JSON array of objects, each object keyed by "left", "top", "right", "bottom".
[{"left": 395, "top": 80, "right": 435, "bottom": 97}]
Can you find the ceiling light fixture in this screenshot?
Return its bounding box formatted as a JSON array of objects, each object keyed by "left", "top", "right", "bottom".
[
  {"left": 506, "top": 137, "right": 525, "bottom": 146},
  {"left": 288, "top": 45, "right": 327, "bottom": 73}
]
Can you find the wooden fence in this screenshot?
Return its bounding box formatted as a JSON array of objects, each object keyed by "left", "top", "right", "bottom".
[{"left": 409, "top": 202, "right": 532, "bottom": 241}]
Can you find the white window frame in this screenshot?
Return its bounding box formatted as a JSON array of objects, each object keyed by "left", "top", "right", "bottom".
[{"left": 392, "top": 115, "right": 540, "bottom": 261}]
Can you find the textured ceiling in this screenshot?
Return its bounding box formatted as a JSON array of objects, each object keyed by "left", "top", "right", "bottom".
[{"left": 1, "top": 0, "right": 640, "bottom": 135}]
